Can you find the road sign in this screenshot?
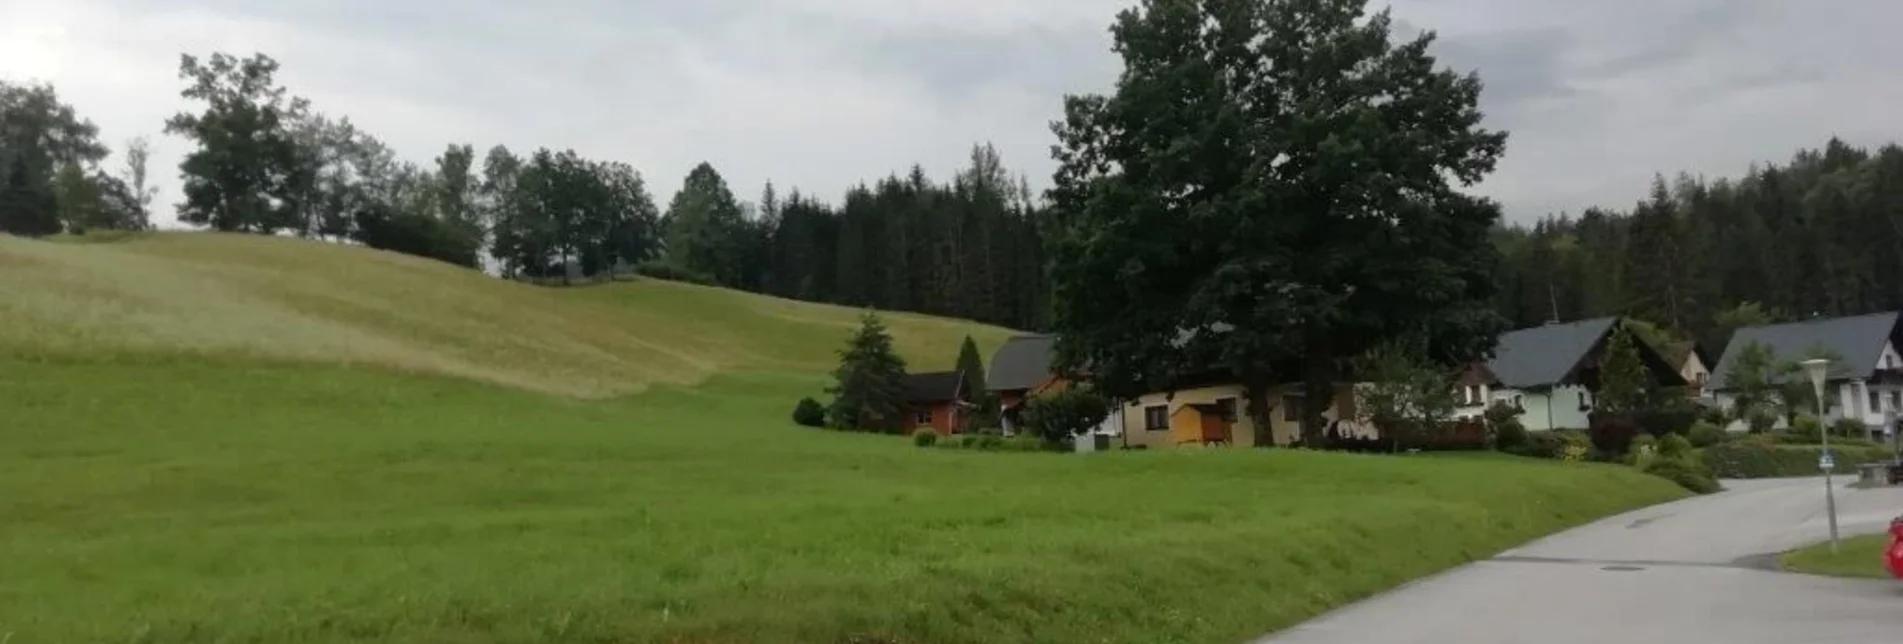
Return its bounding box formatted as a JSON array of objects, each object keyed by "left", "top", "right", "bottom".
[{"left": 1820, "top": 451, "right": 1836, "bottom": 471}]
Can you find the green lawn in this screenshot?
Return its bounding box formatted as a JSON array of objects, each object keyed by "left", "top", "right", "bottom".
[
  {"left": 2, "top": 358, "right": 1687, "bottom": 643},
  {"left": 0, "top": 233, "right": 1690, "bottom": 642},
  {"left": 1780, "top": 534, "right": 1896, "bottom": 579}
]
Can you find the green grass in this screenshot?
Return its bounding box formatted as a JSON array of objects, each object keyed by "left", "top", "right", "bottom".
[
  {"left": 0, "top": 233, "right": 1690, "bottom": 642},
  {"left": 1780, "top": 535, "right": 1895, "bottom": 579}
]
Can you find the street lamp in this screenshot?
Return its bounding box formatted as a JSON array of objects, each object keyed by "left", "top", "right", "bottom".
[{"left": 1803, "top": 357, "right": 1841, "bottom": 553}]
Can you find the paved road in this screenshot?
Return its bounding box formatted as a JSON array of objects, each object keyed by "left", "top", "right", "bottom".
[{"left": 1257, "top": 478, "right": 1903, "bottom": 644}]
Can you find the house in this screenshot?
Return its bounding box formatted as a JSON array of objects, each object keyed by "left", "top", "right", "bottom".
[
  {"left": 1460, "top": 317, "right": 1687, "bottom": 431},
  {"left": 1661, "top": 340, "right": 1714, "bottom": 396},
  {"left": 1708, "top": 311, "right": 1903, "bottom": 431},
  {"left": 1119, "top": 377, "right": 1372, "bottom": 449},
  {"left": 903, "top": 371, "right": 969, "bottom": 435},
  {"left": 985, "top": 334, "right": 1124, "bottom": 438}
]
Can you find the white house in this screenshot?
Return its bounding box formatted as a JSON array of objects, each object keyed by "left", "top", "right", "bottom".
[
  {"left": 1708, "top": 311, "right": 1903, "bottom": 434},
  {"left": 1457, "top": 317, "right": 1688, "bottom": 431}
]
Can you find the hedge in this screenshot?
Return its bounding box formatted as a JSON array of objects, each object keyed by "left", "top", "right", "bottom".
[{"left": 1700, "top": 441, "right": 1896, "bottom": 479}]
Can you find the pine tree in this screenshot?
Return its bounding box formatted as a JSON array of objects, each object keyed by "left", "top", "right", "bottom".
[
  {"left": 955, "top": 335, "right": 987, "bottom": 395},
  {"left": 826, "top": 311, "right": 909, "bottom": 433},
  {"left": 1595, "top": 328, "right": 1647, "bottom": 414}
]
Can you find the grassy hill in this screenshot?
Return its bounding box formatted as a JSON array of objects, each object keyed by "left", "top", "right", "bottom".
[
  {"left": 0, "top": 232, "right": 1009, "bottom": 396},
  {"left": 0, "top": 233, "right": 1686, "bottom": 643}
]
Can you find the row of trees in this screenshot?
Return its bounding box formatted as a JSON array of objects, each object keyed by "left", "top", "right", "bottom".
[{"left": 1496, "top": 138, "right": 1903, "bottom": 355}]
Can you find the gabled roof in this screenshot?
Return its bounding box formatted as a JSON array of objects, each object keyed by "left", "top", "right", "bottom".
[
  {"left": 1485, "top": 317, "right": 1621, "bottom": 389},
  {"left": 987, "top": 334, "right": 1057, "bottom": 392},
  {"left": 1708, "top": 312, "right": 1900, "bottom": 390},
  {"left": 1660, "top": 341, "right": 1710, "bottom": 369},
  {"left": 905, "top": 371, "right": 965, "bottom": 404}
]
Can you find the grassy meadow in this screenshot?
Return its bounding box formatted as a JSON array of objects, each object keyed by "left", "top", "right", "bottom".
[{"left": 0, "top": 233, "right": 1688, "bottom": 643}]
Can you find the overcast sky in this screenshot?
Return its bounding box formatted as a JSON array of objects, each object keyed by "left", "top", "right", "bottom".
[{"left": 3, "top": 0, "right": 1899, "bottom": 227}]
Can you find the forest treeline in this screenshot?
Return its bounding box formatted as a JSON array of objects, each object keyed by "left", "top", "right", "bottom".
[{"left": 4, "top": 52, "right": 1900, "bottom": 345}]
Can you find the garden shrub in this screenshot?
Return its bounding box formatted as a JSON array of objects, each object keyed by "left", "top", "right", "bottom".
[
  {"left": 1587, "top": 414, "right": 1641, "bottom": 455},
  {"left": 1643, "top": 456, "right": 1722, "bottom": 494},
  {"left": 1790, "top": 414, "right": 1823, "bottom": 443},
  {"left": 1833, "top": 418, "right": 1869, "bottom": 438},
  {"left": 1629, "top": 434, "right": 1658, "bottom": 457},
  {"left": 912, "top": 429, "right": 939, "bottom": 447},
  {"left": 1492, "top": 417, "right": 1529, "bottom": 452},
  {"left": 1687, "top": 420, "right": 1728, "bottom": 448},
  {"left": 792, "top": 397, "right": 827, "bottom": 428},
  {"left": 1698, "top": 405, "right": 1730, "bottom": 427},
  {"left": 1658, "top": 434, "right": 1693, "bottom": 460},
  {"left": 1700, "top": 442, "right": 1894, "bottom": 478},
  {"left": 1633, "top": 409, "right": 1699, "bottom": 437},
  {"left": 977, "top": 435, "right": 1005, "bottom": 450},
  {"left": 1003, "top": 435, "right": 1050, "bottom": 452}
]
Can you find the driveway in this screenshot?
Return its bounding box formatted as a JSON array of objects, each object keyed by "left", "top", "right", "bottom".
[{"left": 1256, "top": 477, "right": 1903, "bottom": 644}]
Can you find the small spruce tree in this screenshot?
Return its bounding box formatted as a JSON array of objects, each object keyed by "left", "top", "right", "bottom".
[
  {"left": 1596, "top": 329, "right": 1648, "bottom": 413},
  {"left": 827, "top": 311, "right": 909, "bottom": 433}
]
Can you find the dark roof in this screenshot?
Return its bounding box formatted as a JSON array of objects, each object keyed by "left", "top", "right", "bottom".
[
  {"left": 987, "top": 334, "right": 1057, "bottom": 392},
  {"left": 1708, "top": 312, "right": 1900, "bottom": 390},
  {"left": 905, "top": 371, "right": 965, "bottom": 404},
  {"left": 1485, "top": 317, "right": 1621, "bottom": 389}
]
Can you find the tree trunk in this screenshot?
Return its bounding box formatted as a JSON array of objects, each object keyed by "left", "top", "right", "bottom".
[
  {"left": 1301, "top": 344, "right": 1335, "bottom": 447},
  {"left": 1244, "top": 372, "right": 1275, "bottom": 448}
]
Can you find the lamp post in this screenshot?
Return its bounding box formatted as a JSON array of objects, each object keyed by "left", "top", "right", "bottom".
[{"left": 1803, "top": 358, "right": 1841, "bottom": 553}]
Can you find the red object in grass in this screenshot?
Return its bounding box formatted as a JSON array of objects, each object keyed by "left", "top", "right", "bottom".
[{"left": 1887, "top": 516, "right": 1903, "bottom": 579}]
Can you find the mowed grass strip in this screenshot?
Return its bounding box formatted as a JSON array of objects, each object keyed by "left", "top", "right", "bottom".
[
  {"left": 0, "top": 232, "right": 1012, "bottom": 397},
  {"left": 2, "top": 359, "right": 1687, "bottom": 643},
  {"left": 1779, "top": 535, "right": 1895, "bottom": 579}
]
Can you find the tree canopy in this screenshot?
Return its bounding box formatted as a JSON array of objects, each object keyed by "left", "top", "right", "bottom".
[{"left": 1045, "top": 0, "right": 1508, "bottom": 444}]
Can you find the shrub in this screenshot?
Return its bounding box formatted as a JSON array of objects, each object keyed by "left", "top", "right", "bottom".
[
  {"left": 912, "top": 429, "right": 939, "bottom": 447},
  {"left": 1701, "top": 442, "right": 1894, "bottom": 478},
  {"left": 1629, "top": 434, "right": 1659, "bottom": 457},
  {"left": 1560, "top": 443, "right": 1591, "bottom": 463},
  {"left": 1698, "top": 405, "right": 1730, "bottom": 427},
  {"left": 1746, "top": 410, "right": 1778, "bottom": 433},
  {"left": 1790, "top": 413, "right": 1823, "bottom": 443},
  {"left": 1833, "top": 418, "right": 1869, "bottom": 438},
  {"left": 792, "top": 397, "right": 827, "bottom": 428},
  {"left": 1643, "top": 457, "right": 1722, "bottom": 494},
  {"left": 977, "top": 435, "right": 1005, "bottom": 450},
  {"left": 1492, "top": 417, "right": 1529, "bottom": 452},
  {"left": 1003, "top": 435, "right": 1050, "bottom": 453},
  {"left": 1658, "top": 434, "right": 1693, "bottom": 460},
  {"left": 1688, "top": 421, "right": 1728, "bottom": 448},
  {"left": 1587, "top": 413, "right": 1641, "bottom": 455},
  {"left": 1634, "top": 409, "right": 1699, "bottom": 438}
]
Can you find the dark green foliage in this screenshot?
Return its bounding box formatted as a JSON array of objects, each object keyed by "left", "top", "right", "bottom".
[
  {"left": 825, "top": 312, "right": 908, "bottom": 433},
  {"left": 1017, "top": 387, "right": 1111, "bottom": 447},
  {"left": 1595, "top": 330, "right": 1647, "bottom": 413},
  {"left": 1832, "top": 418, "right": 1868, "bottom": 438},
  {"left": 1, "top": 80, "right": 115, "bottom": 237},
  {"left": 955, "top": 336, "right": 987, "bottom": 398},
  {"left": 1791, "top": 414, "right": 1824, "bottom": 443},
  {"left": 1658, "top": 434, "right": 1693, "bottom": 460},
  {"left": 351, "top": 202, "right": 481, "bottom": 268},
  {"left": 1499, "top": 415, "right": 1530, "bottom": 449},
  {"left": 1044, "top": 0, "right": 1508, "bottom": 445},
  {"left": 165, "top": 53, "right": 309, "bottom": 234},
  {"left": 911, "top": 429, "right": 939, "bottom": 447},
  {"left": 1507, "top": 431, "right": 1568, "bottom": 459},
  {"left": 1588, "top": 413, "right": 1641, "bottom": 455},
  {"left": 1688, "top": 421, "right": 1729, "bottom": 448},
  {"left": 1701, "top": 441, "right": 1893, "bottom": 478},
  {"left": 1633, "top": 409, "right": 1699, "bottom": 437},
  {"left": 663, "top": 163, "right": 749, "bottom": 288},
  {"left": 1495, "top": 139, "right": 1903, "bottom": 351},
  {"left": 1628, "top": 434, "right": 1658, "bottom": 457},
  {"left": 492, "top": 148, "right": 661, "bottom": 282},
  {"left": 792, "top": 397, "right": 826, "bottom": 428},
  {"left": 1642, "top": 456, "right": 1722, "bottom": 494}
]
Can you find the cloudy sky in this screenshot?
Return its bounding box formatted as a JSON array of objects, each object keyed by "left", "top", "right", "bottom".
[{"left": 3, "top": 0, "right": 1899, "bottom": 226}]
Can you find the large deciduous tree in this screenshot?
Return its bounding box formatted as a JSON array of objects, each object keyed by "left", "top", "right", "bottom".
[
  {"left": 1045, "top": 0, "right": 1508, "bottom": 445},
  {"left": 664, "top": 163, "right": 748, "bottom": 286},
  {"left": 166, "top": 52, "right": 312, "bottom": 234},
  {"left": 0, "top": 80, "right": 111, "bottom": 236}
]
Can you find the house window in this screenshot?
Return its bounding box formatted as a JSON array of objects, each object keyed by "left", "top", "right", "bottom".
[
  {"left": 1891, "top": 391, "right": 1900, "bottom": 412},
  {"left": 1578, "top": 391, "right": 1589, "bottom": 409},
  {"left": 915, "top": 409, "right": 933, "bottom": 425},
  {"left": 1514, "top": 395, "right": 1524, "bottom": 408},
  {"left": 1283, "top": 395, "right": 1305, "bottom": 422},
  {"left": 1214, "top": 397, "right": 1239, "bottom": 421},
  {"left": 1465, "top": 386, "right": 1482, "bottom": 405},
  {"left": 1871, "top": 391, "right": 1883, "bottom": 413},
  {"left": 1144, "top": 406, "right": 1169, "bottom": 431}
]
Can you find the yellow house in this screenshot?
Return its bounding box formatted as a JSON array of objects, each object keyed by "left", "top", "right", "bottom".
[{"left": 1118, "top": 381, "right": 1374, "bottom": 449}]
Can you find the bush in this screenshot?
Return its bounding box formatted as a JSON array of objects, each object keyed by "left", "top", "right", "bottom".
[
  {"left": 1505, "top": 431, "right": 1564, "bottom": 459},
  {"left": 1790, "top": 413, "right": 1823, "bottom": 443},
  {"left": 1688, "top": 421, "right": 1728, "bottom": 448},
  {"left": 1833, "top": 418, "right": 1869, "bottom": 438},
  {"left": 1698, "top": 405, "right": 1730, "bottom": 427},
  {"left": 1633, "top": 410, "right": 1699, "bottom": 438},
  {"left": 1587, "top": 413, "right": 1641, "bottom": 455},
  {"left": 1643, "top": 457, "right": 1722, "bottom": 494},
  {"left": 1492, "top": 417, "right": 1529, "bottom": 452},
  {"left": 1700, "top": 442, "right": 1895, "bottom": 478},
  {"left": 1658, "top": 434, "right": 1693, "bottom": 460},
  {"left": 912, "top": 429, "right": 939, "bottom": 447},
  {"left": 1629, "top": 434, "right": 1659, "bottom": 457},
  {"left": 1003, "top": 435, "right": 1050, "bottom": 453},
  {"left": 792, "top": 397, "right": 827, "bottom": 428}
]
